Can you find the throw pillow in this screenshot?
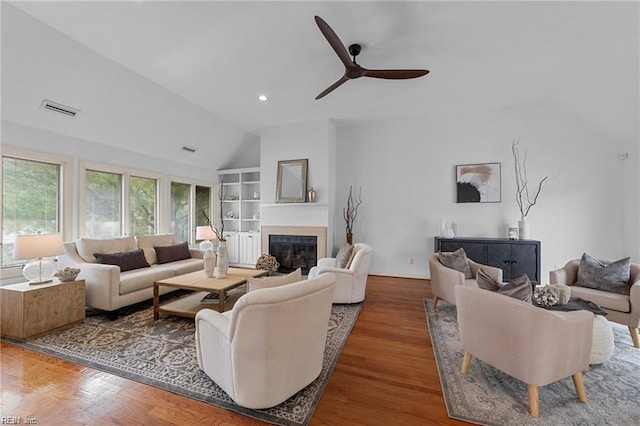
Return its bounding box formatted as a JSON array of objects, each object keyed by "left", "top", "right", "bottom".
[
  {"left": 577, "top": 252, "right": 631, "bottom": 295},
  {"left": 438, "top": 248, "right": 472, "bottom": 279},
  {"left": 247, "top": 268, "right": 302, "bottom": 292},
  {"left": 336, "top": 242, "right": 354, "bottom": 269},
  {"left": 94, "top": 249, "right": 150, "bottom": 272},
  {"left": 476, "top": 269, "right": 533, "bottom": 303},
  {"left": 346, "top": 245, "right": 360, "bottom": 269},
  {"left": 154, "top": 242, "right": 192, "bottom": 264}
]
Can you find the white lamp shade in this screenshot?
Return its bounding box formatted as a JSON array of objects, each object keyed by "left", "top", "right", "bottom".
[
  {"left": 13, "top": 233, "right": 64, "bottom": 260},
  {"left": 196, "top": 225, "right": 217, "bottom": 240}
]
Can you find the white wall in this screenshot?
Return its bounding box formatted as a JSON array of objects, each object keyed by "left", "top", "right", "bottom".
[
  {"left": 260, "top": 119, "right": 337, "bottom": 256},
  {"left": 336, "top": 105, "right": 630, "bottom": 279}
]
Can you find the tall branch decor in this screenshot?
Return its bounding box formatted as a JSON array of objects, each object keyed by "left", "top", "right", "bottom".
[
  {"left": 512, "top": 138, "right": 550, "bottom": 218},
  {"left": 343, "top": 185, "right": 363, "bottom": 244}
]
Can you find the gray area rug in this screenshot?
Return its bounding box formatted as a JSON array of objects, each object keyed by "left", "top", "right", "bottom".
[
  {"left": 6, "top": 297, "right": 362, "bottom": 426},
  {"left": 424, "top": 299, "right": 640, "bottom": 425}
]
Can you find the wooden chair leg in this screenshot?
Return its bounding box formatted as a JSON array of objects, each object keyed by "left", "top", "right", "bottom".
[
  {"left": 461, "top": 352, "right": 472, "bottom": 374},
  {"left": 572, "top": 372, "right": 587, "bottom": 403},
  {"left": 629, "top": 327, "right": 639, "bottom": 348},
  {"left": 527, "top": 384, "right": 539, "bottom": 417},
  {"left": 432, "top": 296, "right": 439, "bottom": 309}
]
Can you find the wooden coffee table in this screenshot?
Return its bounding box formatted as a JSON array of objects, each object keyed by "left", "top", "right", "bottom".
[{"left": 153, "top": 268, "right": 267, "bottom": 320}]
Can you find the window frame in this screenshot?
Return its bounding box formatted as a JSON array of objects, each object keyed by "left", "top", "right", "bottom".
[
  {"left": 79, "top": 160, "right": 163, "bottom": 238},
  {"left": 1, "top": 146, "right": 73, "bottom": 279}
]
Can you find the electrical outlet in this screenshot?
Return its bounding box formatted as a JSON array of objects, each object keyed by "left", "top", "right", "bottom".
[{"left": 408, "top": 258, "right": 414, "bottom": 265}]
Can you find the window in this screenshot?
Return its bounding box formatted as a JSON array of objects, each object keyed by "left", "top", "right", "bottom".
[
  {"left": 170, "top": 180, "right": 213, "bottom": 244},
  {"left": 2, "top": 156, "right": 61, "bottom": 269},
  {"left": 80, "top": 162, "right": 160, "bottom": 238}
]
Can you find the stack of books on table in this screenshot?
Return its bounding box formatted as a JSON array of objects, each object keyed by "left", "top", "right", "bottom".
[{"left": 201, "top": 292, "right": 230, "bottom": 304}]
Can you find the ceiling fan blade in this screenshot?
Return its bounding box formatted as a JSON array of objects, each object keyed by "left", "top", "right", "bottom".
[
  {"left": 315, "top": 76, "right": 349, "bottom": 100},
  {"left": 362, "top": 69, "right": 430, "bottom": 79},
  {"left": 314, "top": 16, "right": 352, "bottom": 68}
]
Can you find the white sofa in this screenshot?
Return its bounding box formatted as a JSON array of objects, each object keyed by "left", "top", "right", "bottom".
[
  {"left": 60, "top": 234, "right": 204, "bottom": 319},
  {"left": 195, "top": 273, "right": 336, "bottom": 409}
]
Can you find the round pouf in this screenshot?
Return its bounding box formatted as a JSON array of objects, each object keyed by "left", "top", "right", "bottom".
[{"left": 590, "top": 315, "right": 614, "bottom": 364}]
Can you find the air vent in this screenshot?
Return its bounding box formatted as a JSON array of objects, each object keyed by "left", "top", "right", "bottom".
[
  {"left": 182, "top": 145, "right": 197, "bottom": 153},
  {"left": 40, "top": 99, "right": 80, "bottom": 118}
]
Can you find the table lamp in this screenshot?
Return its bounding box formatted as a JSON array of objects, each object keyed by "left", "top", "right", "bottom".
[
  {"left": 196, "top": 225, "right": 217, "bottom": 251},
  {"left": 13, "top": 233, "right": 64, "bottom": 284}
]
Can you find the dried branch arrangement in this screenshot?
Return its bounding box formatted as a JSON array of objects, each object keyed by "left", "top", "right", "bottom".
[
  {"left": 512, "top": 138, "right": 551, "bottom": 218},
  {"left": 201, "top": 181, "right": 228, "bottom": 241},
  {"left": 343, "top": 185, "right": 363, "bottom": 234}
]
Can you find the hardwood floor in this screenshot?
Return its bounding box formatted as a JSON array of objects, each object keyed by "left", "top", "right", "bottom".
[{"left": 0, "top": 276, "right": 468, "bottom": 425}]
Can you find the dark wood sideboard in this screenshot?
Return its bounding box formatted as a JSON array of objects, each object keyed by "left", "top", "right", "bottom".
[{"left": 434, "top": 237, "right": 541, "bottom": 283}]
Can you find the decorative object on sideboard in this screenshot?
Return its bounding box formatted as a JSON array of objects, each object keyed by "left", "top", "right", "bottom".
[
  {"left": 308, "top": 187, "right": 317, "bottom": 203},
  {"left": 507, "top": 226, "right": 518, "bottom": 240},
  {"left": 276, "top": 158, "right": 308, "bottom": 203},
  {"left": 55, "top": 266, "right": 81, "bottom": 282},
  {"left": 343, "top": 184, "right": 363, "bottom": 244},
  {"left": 455, "top": 163, "right": 501, "bottom": 203},
  {"left": 512, "top": 138, "right": 556, "bottom": 239},
  {"left": 13, "top": 232, "right": 64, "bottom": 284},
  {"left": 439, "top": 219, "right": 455, "bottom": 238}
]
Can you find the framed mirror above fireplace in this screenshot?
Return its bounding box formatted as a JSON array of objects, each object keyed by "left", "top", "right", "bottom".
[{"left": 276, "top": 158, "right": 308, "bottom": 203}]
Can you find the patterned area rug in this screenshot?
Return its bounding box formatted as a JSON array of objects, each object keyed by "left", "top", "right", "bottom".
[
  {"left": 424, "top": 299, "right": 640, "bottom": 425},
  {"left": 6, "top": 297, "right": 362, "bottom": 426}
]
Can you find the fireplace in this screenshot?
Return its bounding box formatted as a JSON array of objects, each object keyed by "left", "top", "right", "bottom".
[
  {"left": 262, "top": 226, "right": 327, "bottom": 275},
  {"left": 269, "top": 235, "right": 317, "bottom": 275}
]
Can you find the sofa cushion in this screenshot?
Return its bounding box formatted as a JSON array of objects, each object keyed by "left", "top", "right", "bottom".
[
  {"left": 336, "top": 243, "right": 354, "bottom": 268},
  {"left": 76, "top": 236, "right": 137, "bottom": 263},
  {"left": 438, "top": 248, "right": 472, "bottom": 279},
  {"left": 477, "top": 269, "right": 533, "bottom": 303},
  {"left": 155, "top": 258, "right": 204, "bottom": 276},
  {"left": 136, "top": 234, "right": 180, "bottom": 264},
  {"left": 247, "top": 268, "right": 302, "bottom": 292},
  {"left": 570, "top": 285, "right": 631, "bottom": 313},
  {"left": 577, "top": 252, "right": 631, "bottom": 295},
  {"left": 119, "top": 266, "right": 175, "bottom": 295},
  {"left": 154, "top": 242, "right": 191, "bottom": 264},
  {"left": 94, "top": 249, "right": 150, "bottom": 272}
]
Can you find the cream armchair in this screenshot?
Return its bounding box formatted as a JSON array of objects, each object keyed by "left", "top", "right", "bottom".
[
  {"left": 455, "top": 285, "right": 593, "bottom": 417},
  {"left": 195, "top": 273, "right": 336, "bottom": 409},
  {"left": 550, "top": 259, "right": 640, "bottom": 348},
  {"left": 429, "top": 253, "right": 503, "bottom": 308},
  {"left": 308, "top": 243, "right": 372, "bottom": 303}
]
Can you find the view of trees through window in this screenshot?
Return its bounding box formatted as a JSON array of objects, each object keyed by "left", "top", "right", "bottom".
[
  {"left": 171, "top": 182, "right": 190, "bottom": 242},
  {"left": 85, "top": 170, "right": 122, "bottom": 238},
  {"left": 2, "top": 157, "right": 60, "bottom": 268},
  {"left": 129, "top": 176, "right": 157, "bottom": 236}
]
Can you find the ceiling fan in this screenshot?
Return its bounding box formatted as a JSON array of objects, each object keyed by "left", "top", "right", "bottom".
[{"left": 314, "top": 16, "right": 429, "bottom": 100}]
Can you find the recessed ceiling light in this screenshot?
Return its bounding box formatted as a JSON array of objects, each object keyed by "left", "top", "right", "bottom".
[{"left": 258, "top": 94, "right": 268, "bottom": 102}]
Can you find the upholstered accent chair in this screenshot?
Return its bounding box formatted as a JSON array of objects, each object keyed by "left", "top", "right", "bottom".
[
  {"left": 550, "top": 259, "right": 640, "bottom": 348},
  {"left": 455, "top": 285, "right": 593, "bottom": 417},
  {"left": 195, "top": 273, "right": 336, "bottom": 409},
  {"left": 429, "top": 253, "right": 503, "bottom": 308},
  {"left": 307, "top": 243, "right": 372, "bottom": 303}
]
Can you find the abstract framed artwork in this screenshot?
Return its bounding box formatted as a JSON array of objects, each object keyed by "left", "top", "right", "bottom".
[{"left": 456, "top": 163, "right": 501, "bottom": 203}]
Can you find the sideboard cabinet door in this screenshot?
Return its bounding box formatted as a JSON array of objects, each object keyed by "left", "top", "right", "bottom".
[{"left": 434, "top": 237, "right": 541, "bottom": 283}]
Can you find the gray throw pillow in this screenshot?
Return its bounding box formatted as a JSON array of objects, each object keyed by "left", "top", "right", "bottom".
[
  {"left": 438, "top": 248, "right": 472, "bottom": 279},
  {"left": 477, "top": 269, "right": 533, "bottom": 303},
  {"left": 336, "top": 242, "right": 354, "bottom": 269},
  {"left": 577, "top": 252, "right": 631, "bottom": 295}
]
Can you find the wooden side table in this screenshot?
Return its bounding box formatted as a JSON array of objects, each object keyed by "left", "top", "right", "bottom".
[{"left": 0, "top": 279, "right": 85, "bottom": 340}]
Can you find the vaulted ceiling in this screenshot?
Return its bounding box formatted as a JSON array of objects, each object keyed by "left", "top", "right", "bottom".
[{"left": 2, "top": 1, "right": 638, "bottom": 169}]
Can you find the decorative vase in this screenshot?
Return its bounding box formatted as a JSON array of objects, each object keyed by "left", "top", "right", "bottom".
[
  {"left": 203, "top": 249, "right": 216, "bottom": 278},
  {"left": 518, "top": 216, "right": 530, "bottom": 239},
  {"left": 214, "top": 241, "right": 229, "bottom": 278},
  {"left": 308, "top": 187, "right": 317, "bottom": 203},
  {"left": 346, "top": 232, "right": 353, "bottom": 245}
]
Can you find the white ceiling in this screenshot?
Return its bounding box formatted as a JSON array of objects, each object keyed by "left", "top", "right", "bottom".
[{"left": 3, "top": 1, "right": 638, "bottom": 168}]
